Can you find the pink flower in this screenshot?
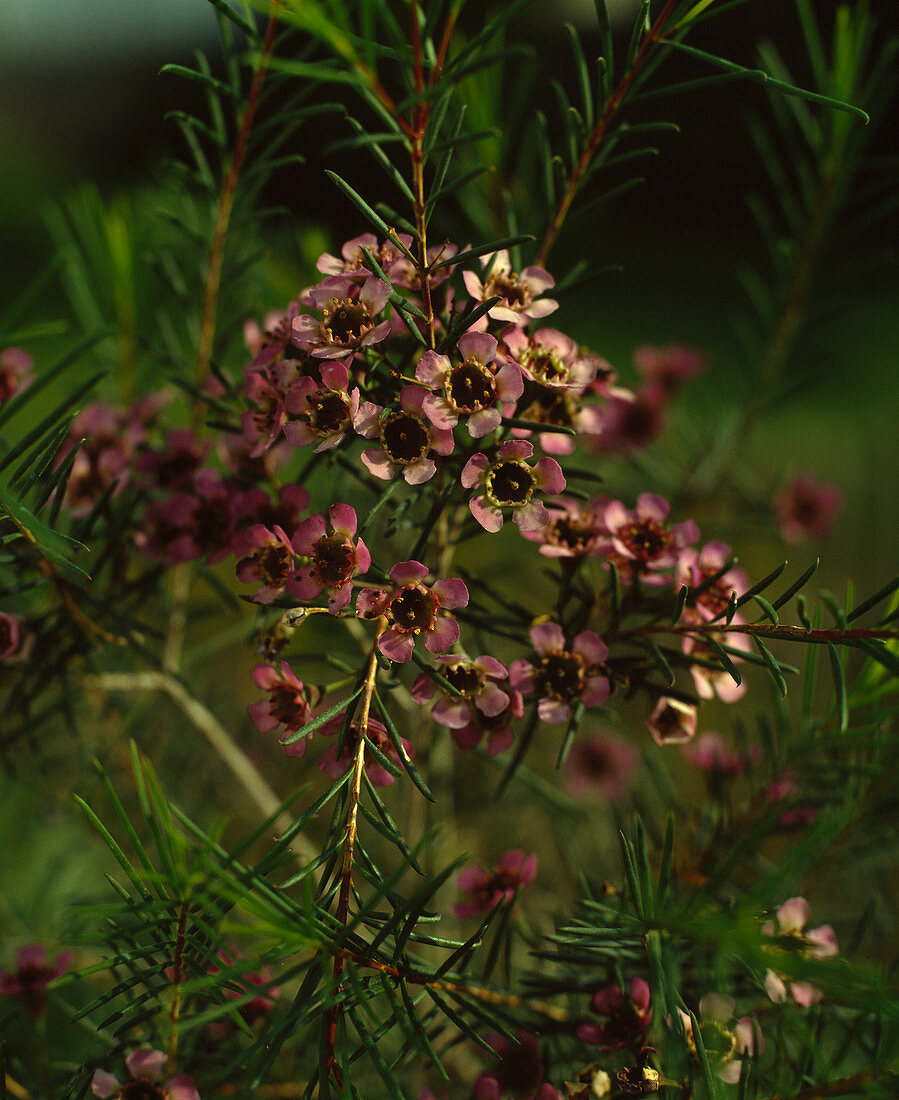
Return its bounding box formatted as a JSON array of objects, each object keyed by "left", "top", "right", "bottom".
[
  {"left": 411, "top": 653, "right": 510, "bottom": 729},
  {"left": 681, "top": 619, "right": 750, "bottom": 704},
  {"left": 248, "top": 661, "right": 315, "bottom": 755},
  {"left": 646, "top": 697, "right": 697, "bottom": 746},
  {"left": 509, "top": 622, "right": 610, "bottom": 725},
  {"left": 450, "top": 687, "right": 524, "bottom": 756},
  {"left": 521, "top": 496, "right": 611, "bottom": 559},
  {"left": 774, "top": 473, "right": 842, "bottom": 542},
  {"left": 603, "top": 493, "right": 699, "bottom": 586},
  {"left": 683, "top": 732, "right": 754, "bottom": 777},
  {"left": 239, "top": 365, "right": 288, "bottom": 457},
  {"left": 91, "top": 1049, "right": 200, "bottom": 1100},
  {"left": 454, "top": 850, "right": 537, "bottom": 918},
  {"left": 762, "top": 897, "right": 838, "bottom": 1007},
  {"left": 576, "top": 978, "right": 652, "bottom": 1050},
  {"left": 291, "top": 274, "right": 392, "bottom": 360},
  {"left": 765, "top": 773, "right": 818, "bottom": 832},
  {"left": 284, "top": 361, "right": 360, "bottom": 451},
  {"left": 473, "top": 1031, "right": 562, "bottom": 1100},
  {"left": 583, "top": 384, "right": 665, "bottom": 455},
  {"left": 416, "top": 332, "right": 523, "bottom": 438},
  {"left": 137, "top": 469, "right": 237, "bottom": 565},
  {"left": 355, "top": 385, "right": 455, "bottom": 484},
  {"left": 0, "top": 944, "right": 72, "bottom": 1018},
  {"left": 564, "top": 733, "right": 639, "bottom": 803},
  {"left": 234, "top": 524, "right": 296, "bottom": 604},
  {"left": 676, "top": 994, "right": 761, "bottom": 1084},
  {"left": 676, "top": 540, "right": 749, "bottom": 621},
  {"left": 208, "top": 946, "right": 281, "bottom": 1032},
  {"left": 234, "top": 483, "right": 309, "bottom": 534},
  {"left": 633, "top": 343, "right": 705, "bottom": 392},
  {"left": 462, "top": 440, "right": 565, "bottom": 533},
  {"left": 289, "top": 503, "right": 370, "bottom": 613},
  {"left": 463, "top": 250, "right": 558, "bottom": 326},
  {"left": 503, "top": 327, "right": 602, "bottom": 391},
  {"left": 356, "top": 560, "right": 469, "bottom": 663},
  {"left": 0, "top": 346, "right": 34, "bottom": 403},
  {"left": 317, "top": 713, "right": 411, "bottom": 787},
  {"left": 137, "top": 428, "right": 209, "bottom": 491},
  {"left": 0, "top": 611, "right": 20, "bottom": 660}
]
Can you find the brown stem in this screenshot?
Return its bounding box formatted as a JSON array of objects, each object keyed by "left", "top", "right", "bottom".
[
  {"left": 410, "top": 2, "right": 436, "bottom": 348},
  {"left": 167, "top": 899, "right": 190, "bottom": 1072},
  {"left": 614, "top": 622, "right": 899, "bottom": 643},
  {"left": 196, "top": 13, "right": 279, "bottom": 395},
  {"left": 326, "top": 618, "right": 386, "bottom": 1088},
  {"left": 535, "top": 0, "right": 678, "bottom": 268}
]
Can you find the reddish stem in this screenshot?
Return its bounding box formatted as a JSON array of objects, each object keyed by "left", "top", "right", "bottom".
[{"left": 535, "top": 0, "right": 678, "bottom": 267}]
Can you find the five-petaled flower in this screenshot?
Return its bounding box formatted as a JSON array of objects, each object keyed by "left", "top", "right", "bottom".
[
  {"left": 576, "top": 977, "right": 652, "bottom": 1051},
  {"left": 0, "top": 943, "right": 72, "bottom": 1018},
  {"left": 646, "top": 696, "right": 697, "bottom": 746},
  {"left": 355, "top": 385, "right": 455, "bottom": 484},
  {"left": 463, "top": 250, "right": 558, "bottom": 327},
  {"left": 462, "top": 440, "right": 565, "bottom": 533},
  {"left": 356, "top": 561, "right": 469, "bottom": 663},
  {"left": 234, "top": 524, "right": 296, "bottom": 604},
  {"left": 92, "top": 1049, "right": 200, "bottom": 1100},
  {"left": 416, "top": 332, "right": 522, "bottom": 438},
  {"left": 510, "top": 622, "right": 610, "bottom": 724},
  {"left": 454, "top": 849, "right": 538, "bottom": 918},
  {"left": 411, "top": 653, "right": 510, "bottom": 729},
  {"left": 248, "top": 661, "right": 315, "bottom": 754},
  {"left": 291, "top": 275, "right": 392, "bottom": 360},
  {"left": 676, "top": 994, "right": 761, "bottom": 1084},
  {"left": 289, "top": 503, "right": 370, "bottom": 613},
  {"left": 603, "top": 493, "right": 699, "bottom": 585},
  {"left": 284, "top": 360, "right": 360, "bottom": 452},
  {"left": 762, "top": 897, "right": 838, "bottom": 1007}
]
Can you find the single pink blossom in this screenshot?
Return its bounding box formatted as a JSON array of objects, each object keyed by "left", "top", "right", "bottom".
[
  {"left": 576, "top": 977, "right": 652, "bottom": 1050},
  {"left": 454, "top": 850, "right": 537, "bottom": 919},
  {"left": 509, "top": 622, "right": 610, "bottom": 725},
  {"left": 248, "top": 661, "right": 315, "bottom": 756},
  {"left": 521, "top": 496, "right": 611, "bottom": 559},
  {"left": 0, "top": 944, "right": 72, "bottom": 1018},
  {"left": 463, "top": 250, "right": 558, "bottom": 326},
  {"left": 604, "top": 493, "right": 700, "bottom": 586},
  {"left": 462, "top": 439, "right": 565, "bottom": 534},
  {"left": 683, "top": 732, "right": 755, "bottom": 777},
  {"left": 0, "top": 612, "right": 20, "bottom": 660},
  {"left": 762, "top": 897, "right": 838, "bottom": 1007},
  {"left": 564, "top": 733, "right": 639, "bottom": 803},
  {"left": 0, "top": 346, "right": 34, "bottom": 403},
  {"left": 676, "top": 994, "right": 761, "bottom": 1085},
  {"left": 291, "top": 274, "right": 392, "bottom": 360},
  {"left": 91, "top": 1049, "right": 200, "bottom": 1100},
  {"left": 356, "top": 560, "right": 469, "bottom": 663},
  {"left": 450, "top": 686, "right": 524, "bottom": 756},
  {"left": 284, "top": 360, "right": 360, "bottom": 452},
  {"left": 411, "top": 653, "right": 510, "bottom": 729},
  {"left": 633, "top": 343, "right": 705, "bottom": 392},
  {"left": 774, "top": 473, "right": 842, "bottom": 543},
  {"left": 647, "top": 697, "right": 697, "bottom": 746},
  {"left": 317, "top": 713, "right": 411, "bottom": 787},
  {"left": 473, "top": 1031, "right": 562, "bottom": 1100},
  {"left": 355, "top": 385, "right": 455, "bottom": 484},
  {"left": 289, "top": 503, "right": 370, "bottom": 613}
]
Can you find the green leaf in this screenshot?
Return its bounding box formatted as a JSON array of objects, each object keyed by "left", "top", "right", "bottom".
[
  {"left": 325, "top": 172, "right": 417, "bottom": 261},
  {"left": 827, "top": 642, "right": 848, "bottom": 733},
  {"left": 753, "top": 635, "right": 787, "bottom": 698},
  {"left": 0, "top": 482, "right": 90, "bottom": 584},
  {"left": 847, "top": 576, "right": 899, "bottom": 623},
  {"left": 280, "top": 687, "right": 363, "bottom": 747}
]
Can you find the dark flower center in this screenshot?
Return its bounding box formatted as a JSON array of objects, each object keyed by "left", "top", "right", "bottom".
[
  {"left": 313, "top": 535, "right": 354, "bottom": 586},
  {"left": 194, "top": 498, "right": 234, "bottom": 554},
  {"left": 447, "top": 361, "right": 496, "bottom": 413},
  {"left": 257, "top": 542, "right": 293, "bottom": 584},
  {"left": 389, "top": 586, "right": 435, "bottom": 633},
  {"left": 489, "top": 1039, "right": 543, "bottom": 1094},
  {"left": 443, "top": 664, "right": 482, "bottom": 697},
  {"left": 324, "top": 298, "right": 371, "bottom": 344},
  {"left": 599, "top": 1001, "right": 644, "bottom": 1047},
  {"left": 487, "top": 271, "right": 530, "bottom": 310},
  {"left": 271, "top": 682, "right": 309, "bottom": 730},
  {"left": 534, "top": 651, "right": 583, "bottom": 700},
  {"left": 620, "top": 519, "right": 669, "bottom": 561},
  {"left": 653, "top": 702, "right": 686, "bottom": 737},
  {"left": 307, "top": 391, "right": 350, "bottom": 435},
  {"left": 527, "top": 348, "right": 568, "bottom": 384},
  {"left": 521, "top": 388, "right": 574, "bottom": 428},
  {"left": 380, "top": 411, "right": 430, "bottom": 464},
  {"left": 486, "top": 460, "right": 535, "bottom": 507},
  {"left": 121, "top": 1082, "right": 166, "bottom": 1100},
  {"left": 547, "top": 515, "right": 593, "bottom": 552}
]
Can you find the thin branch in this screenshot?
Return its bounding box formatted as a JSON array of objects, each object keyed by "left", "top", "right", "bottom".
[
  {"left": 535, "top": 0, "right": 678, "bottom": 266},
  {"left": 614, "top": 622, "right": 899, "bottom": 643}
]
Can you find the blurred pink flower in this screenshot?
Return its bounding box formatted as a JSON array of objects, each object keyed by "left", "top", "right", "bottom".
[
  {"left": 774, "top": 473, "right": 842, "bottom": 543},
  {"left": 564, "top": 733, "right": 639, "bottom": 803},
  {"left": 762, "top": 897, "right": 838, "bottom": 1007},
  {"left": 0, "top": 943, "right": 71, "bottom": 1018},
  {"left": 454, "top": 850, "right": 537, "bottom": 919},
  {"left": 676, "top": 993, "right": 761, "bottom": 1084},
  {"left": 92, "top": 1049, "right": 199, "bottom": 1100}
]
